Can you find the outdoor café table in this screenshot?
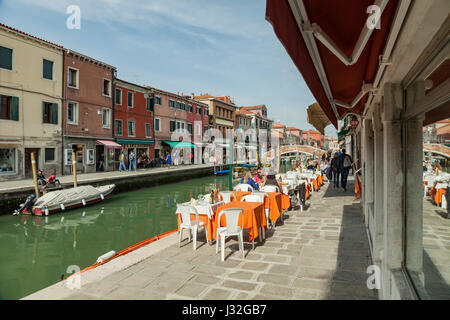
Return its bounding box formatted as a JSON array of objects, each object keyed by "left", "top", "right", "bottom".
[
  {"left": 263, "top": 192, "right": 291, "bottom": 224},
  {"left": 212, "top": 201, "right": 266, "bottom": 245},
  {"left": 176, "top": 200, "right": 225, "bottom": 244}
]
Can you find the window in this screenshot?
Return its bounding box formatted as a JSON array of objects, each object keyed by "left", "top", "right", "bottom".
[
  {"left": 188, "top": 104, "right": 193, "bottom": 113},
  {"left": 68, "top": 67, "right": 78, "bottom": 88},
  {"left": 45, "top": 148, "right": 55, "bottom": 162},
  {"left": 64, "top": 149, "right": 73, "bottom": 166},
  {"left": 128, "top": 121, "right": 135, "bottom": 136},
  {"left": 169, "top": 120, "right": 176, "bottom": 132},
  {"left": 43, "top": 59, "right": 53, "bottom": 80},
  {"left": 115, "top": 88, "right": 122, "bottom": 105},
  {"left": 182, "top": 103, "right": 186, "bottom": 111},
  {"left": 115, "top": 119, "right": 123, "bottom": 136},
  {"left": 0, "top": 95, "right": 19, "bottom": 121},
  {"left": 196, "top": 107, "right": 202, "bottom": 115},
  {"left": 145, "top": 123, "right": 152, "bottom": 138},
  {"left": 169, "top": 99, "right": 175, "bottom": 109},
  {"left": 102, "top": 108, "right": 111, "bottom": 128},
  {"left": 196, "top": 124, "right": 201, "bottom": 136},
  {"left": 103, "top": 79, "right": 111, "bottom": 96},
  {"left": 205, "top": 109, "right": 209, "bottom": 116},
  {"left": 176, "top": 101, "right": 181, "bottom": 110},
  {"left": 187, "top": 123, "right": 193, "bottom": 135},
  {"left": 42, "top": 102, "right": 58, "bottom": 124},
  {"left": 176, "top": 121, "right": 185, "bottom": 131},
  {"left": 67, "top": 102, "right": 78, "bottom": 125},
  {"left": 146, "top": 97, "right": 154, "bottom": 112},
  {"left": 127, "top": 92, "right": 134, "bottom": 107},
  {"left": 154, "top": 118, "right": 160, "bottom": 132},
  {"left": 155, "top": 96, "right": 162, "bottom": 105},
  {"left": 0, "top": 148, "right": 15, "bottom": 173},
  {"left": 0, "top": 46, "right": 13, "bottom": 70}
]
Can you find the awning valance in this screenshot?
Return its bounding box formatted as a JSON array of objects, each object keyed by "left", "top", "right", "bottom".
[
  {"left": 116, "top": 139, "right": 155, "bottom": 145},
  {"left": 163, "top": 141, "right": 196, "bottom": 148},
  {"left": 307, "top": 102, "right": 331, "bottom": 135},
  {"left": 96, "top": 140, "right": 121, "bottom": 149}
]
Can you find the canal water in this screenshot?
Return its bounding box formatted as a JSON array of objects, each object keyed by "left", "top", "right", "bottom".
[{"left": 0, "top": 175, "right": 230, "bottom": 300}]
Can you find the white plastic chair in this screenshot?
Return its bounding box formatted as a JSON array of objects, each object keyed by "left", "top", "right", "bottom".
[
  {"left": 261, "top": 185, "right": 279, "bottom": 193},
  {"left": 176, "top": 204, "right": 207, "bottom": 251},
  {"left": 219, "top": 191, "right": 237, "bottom": 203},
  {"left": 252, "top": 191, "right": 273, "bottom": 233},
  {"left": 216, "top": 208, "right": 245, "bottom": 261},
  {"left": 233, "top": 184, "right": 254, "bottom": 192}
]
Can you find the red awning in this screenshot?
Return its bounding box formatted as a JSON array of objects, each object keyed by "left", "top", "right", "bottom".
[
  {"left": 266, "top": 0, "right": 399, "bottom": 126},
  {"left": 96, "top": 140, "right": 122, "bottom": 149}
]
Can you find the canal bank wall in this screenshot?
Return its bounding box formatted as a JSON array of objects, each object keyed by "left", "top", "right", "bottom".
[{"left": 0, "top": 164, "right": 229, "bottom": 215}]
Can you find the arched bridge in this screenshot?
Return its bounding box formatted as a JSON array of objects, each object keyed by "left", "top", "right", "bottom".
[
  {"left": 423, "top": 144, "right": 450, "bottom": 159},
  {"left": 265, "top": 145, "right": 327, "bottom": 159}
]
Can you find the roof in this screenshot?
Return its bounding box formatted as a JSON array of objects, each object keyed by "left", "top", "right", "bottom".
[
  {"left": 241, "top": 105, "right": 266, "bottom": 110},
  {"left": 0, "top": 23, "right": 63, "bottom": 50},
  {"left": 437, "top": 124, "right": 450, "bottom": 136},
  {"left": 66, "top": 49, "right": 116, "bottom": 70},
  {"left": 286, "top": 127, "right": 301, "bottom": 131},
  {"left": 194, "top": 94, "right": 237, "bottom": 108},
  {"left": 236, "top": 109, "right": 253, "bottom": 116},
  {"left": 147, "top": 87, "right": 208, "bottom": 107},
  {"left": 265, "top": 0, "right": 400, "bottom": 127}
]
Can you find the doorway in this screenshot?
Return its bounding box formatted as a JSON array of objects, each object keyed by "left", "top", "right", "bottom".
[{"left": 25, "top": 148, "right": 40, "bottom": 178}]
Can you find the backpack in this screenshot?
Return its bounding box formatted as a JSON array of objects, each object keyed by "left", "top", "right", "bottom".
[{"left": 343, "top": 155, "right": 352, "bottom": 168}]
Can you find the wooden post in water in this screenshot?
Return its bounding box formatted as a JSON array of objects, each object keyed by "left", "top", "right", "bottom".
[
  {"left": 72, "top": 151, "right": 77, "bottom": 188},
  {"left": 31, "top": 152, "right": 39, "bottom": 199}
]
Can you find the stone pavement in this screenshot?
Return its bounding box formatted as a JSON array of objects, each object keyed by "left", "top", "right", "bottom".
[
  {"left": 42, "top": 176, "right": 378, "bottom": 300},
  {"left": 422, "top": 197, "right": 450, "bottom": 299}
]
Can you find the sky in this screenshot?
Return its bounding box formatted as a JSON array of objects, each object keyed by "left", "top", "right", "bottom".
[{"left": 0, "top": 0, "right": 338, "bottom": 137}]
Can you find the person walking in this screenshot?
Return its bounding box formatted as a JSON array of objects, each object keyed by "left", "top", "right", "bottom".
[
  {"left": 165, "top": 153, "right": 171, "bottom": 169},
  {"left": 337, "top": 149, "right": 352, "bottom": 191},
  {"left": 128, "top": 150, "right": 137, "bottom": 172},
  {"left": 118, "top": 151, "right": 127, "bottom": 172},
  {"left": 98, "top": 153, "right": 105, "bottom": 171},
  {"left": 331, "top": 153, "right": 340, "bottom": 188}
]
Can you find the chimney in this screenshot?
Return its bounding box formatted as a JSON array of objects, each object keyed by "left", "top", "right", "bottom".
[{"left": 191, "top": 93, "right": 195, "bottom": 99}]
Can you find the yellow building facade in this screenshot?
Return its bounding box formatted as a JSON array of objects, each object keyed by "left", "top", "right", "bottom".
[{"left": 0, "top": 25, "right": 63, "bottom": 180}]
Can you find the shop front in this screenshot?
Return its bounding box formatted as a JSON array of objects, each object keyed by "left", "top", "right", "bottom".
[
  {"left": 95, "top": 139, "right": 122, "bottom": 172},
  {"left": 0, "top": 140, "right": 20, "bottom": 181},
  {"left": 162, "top": 140, "right": 196, "bottom": 165},
  {"left": 116, "top": 139, "right": 155, "bottom": 169}
]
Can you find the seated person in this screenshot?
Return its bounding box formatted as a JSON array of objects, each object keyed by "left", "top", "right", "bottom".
[
  {"left": 37, "top": 170, "right": 47, "bottom": 187},
  {"left": 47, "top": 171, "right": 61, "bottom": 188},
  {"left": 253, "top": 168, "right": 265, "bottom": 185},
  {"left": 264, "top": 170, "right": 282, "bottom": 192},
  {"left": 240, "top": 171, "right": 259, "bottom": 190}
]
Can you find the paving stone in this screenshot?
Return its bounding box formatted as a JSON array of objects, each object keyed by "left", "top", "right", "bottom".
[
  {"left": 203, "top": 288, "right": 233, "bottom": 300},
  {"left": 256, "top": 273, "right": 292, "bottom": 286},
  {"left": 65, "top": 292, "right": 100, "bottom": 300},
  {"left": 261, "top": 254, "right": 290, "bottom": 264},
  {"left": 260, "top": 285, "right": 294, "bottom": 298},
  {"left": 102, "top": 287, "right": 143, "bottom": 300},
  {"left": 292, "top": 278, "right": 330, "bottom": 291},
  {"left": 119, "top": 273, "right": 156, "bottom": 289},
  {"left": 241, "top": 261, "right": 270, "bottom": 271},
  {"left": 267, "top": 264, "right": 298, "bottom": 275},
  {"left": 228, "top": 271, "right": 255, "bottom": 280},
  {"left": 222, "top": 280, "right": 258, "bottom": 291},
  {"left": 175, "top": 283, "right": 208, "bottom": 298}
]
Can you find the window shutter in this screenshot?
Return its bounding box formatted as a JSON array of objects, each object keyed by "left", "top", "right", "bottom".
[
  {"left": 11, "top": 96, "right": 19, "bottom": 121},
  {"left": 42, "top": 102, "right": 46, "bottom": 123},
  {"left": 52, "top": 103, "right": 58, "bottom": 124}
]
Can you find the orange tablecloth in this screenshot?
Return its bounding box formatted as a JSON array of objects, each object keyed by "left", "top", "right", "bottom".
[
  {"left": 213, "top": 201, "right": 266, "bottom": 242},
  {"left": 435, "top": 188, "right": 447, "bottom": 206},
  {"left": 311, "top": 178, "right": 318, "bottom": 191},
  {"left": 230, "top": 191, "right": 251, "bottom": 201},
  {"left": 263, "top": 192, "right": 290, "bottom": 223},
  {"left": 305, "top": 183, "right": 312, "bottom": 199}
]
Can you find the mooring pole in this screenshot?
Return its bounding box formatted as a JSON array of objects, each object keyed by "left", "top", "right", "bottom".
[
  {"left": 72, "top": 151, "right": 77, "bottom": 188},
  {"left": 31, "top": 152, "right": 39, "bottom": 199}
]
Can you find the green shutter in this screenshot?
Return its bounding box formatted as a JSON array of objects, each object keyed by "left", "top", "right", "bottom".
[
  {"left": 11, "top": 96, "right": 19, "bottom": 121},
  {"left": 0, "top": 46, "right": 13, "bottom": 70},
  {"left": 52, "top": 103, "right": 58, "bottom": 124}
]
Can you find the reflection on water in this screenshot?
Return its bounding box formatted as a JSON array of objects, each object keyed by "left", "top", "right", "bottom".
[{"left": 0, "top": 175, "right": 229, "bottom": 300}]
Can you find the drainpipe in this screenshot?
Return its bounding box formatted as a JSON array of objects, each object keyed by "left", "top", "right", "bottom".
[{"left": 61, "top": 50, "right": 65, "bottom": 176}]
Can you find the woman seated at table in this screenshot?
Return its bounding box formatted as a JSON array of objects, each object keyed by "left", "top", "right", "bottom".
[
  {"left": 241, "top": 171, "right": 260, "bottom": 190},
  {"left": 264, "top": 170, "right": 282, "bottom": 192}
]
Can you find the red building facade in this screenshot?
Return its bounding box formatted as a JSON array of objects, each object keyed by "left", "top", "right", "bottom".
[{"left": 114, "top": 79, "right": 154, "bottom": 167}]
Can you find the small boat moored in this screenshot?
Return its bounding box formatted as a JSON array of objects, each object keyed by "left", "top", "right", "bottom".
[{"left": 21, "top": 184, "right": 115, "bottom": 216}]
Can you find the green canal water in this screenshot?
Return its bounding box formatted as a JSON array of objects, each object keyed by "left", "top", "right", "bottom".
[{"left": 0, "top": 175, "right": 230, "bottom": 300}]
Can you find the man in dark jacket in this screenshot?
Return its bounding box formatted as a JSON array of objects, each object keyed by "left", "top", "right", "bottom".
[{"left": 337, "top": 149, "right": 352, "bottom": 191}]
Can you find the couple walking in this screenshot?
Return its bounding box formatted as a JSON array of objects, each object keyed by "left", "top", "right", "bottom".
[
  {"left": 118, "top": 150, "right": 137, "bottom": 172},
  {"left": 330, "top": 149, "right": 353, "bottom": 192}
]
